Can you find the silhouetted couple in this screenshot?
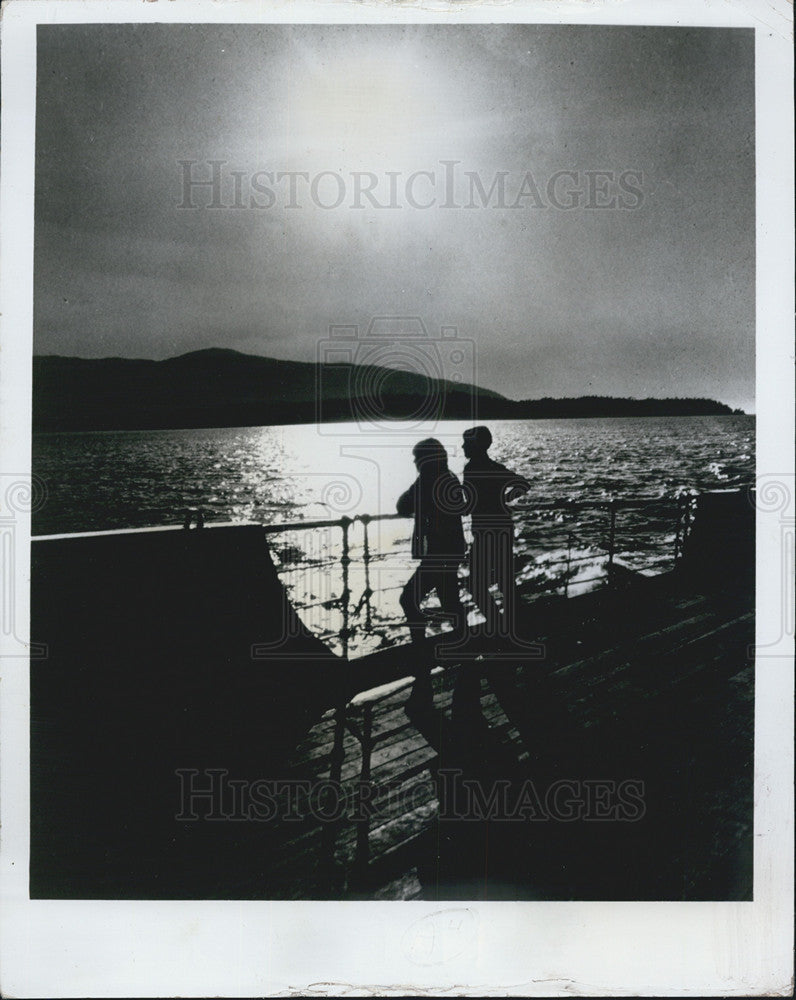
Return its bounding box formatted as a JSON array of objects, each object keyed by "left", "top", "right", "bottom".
[{"left": 397, "top": 426, "right": 530, "bottom": 708}]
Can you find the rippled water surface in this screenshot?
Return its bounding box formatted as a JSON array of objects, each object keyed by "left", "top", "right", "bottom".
[{"left": 33, "top": 416, "right": 755, "bottom": 655}]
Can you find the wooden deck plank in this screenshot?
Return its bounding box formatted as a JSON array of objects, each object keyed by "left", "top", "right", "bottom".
[{"left": 223, "top": 582, "right": 754, "bottom": 900}]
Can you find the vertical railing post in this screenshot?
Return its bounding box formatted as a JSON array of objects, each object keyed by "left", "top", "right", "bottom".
[
  {"left": 683, "top": 496, "right": 695, "bottom": 554},
  {"left": 325, "top": 517, "right": 354, "bottom": 886},
  {"left": 607, "top": 500, "right": 617, "bottom": 584},
  {"left": 674, "top": 497, "right": 683, "bottom": 565},
  {"left": 330, "top": 516, "right": 352, "bottom": 787},
  {"left": 339, "top": 515, "right": 352, "bottom": 660},
  {"left": 354, "top": 702, "right": 374, "bottom": 873},
  {"left": 360, "top": 514, "right": 373, "bottom": 632}
]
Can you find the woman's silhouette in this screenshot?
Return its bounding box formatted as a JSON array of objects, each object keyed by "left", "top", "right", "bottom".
[{"left": 397, "top": 438, "right": 466, "bottom": 705}]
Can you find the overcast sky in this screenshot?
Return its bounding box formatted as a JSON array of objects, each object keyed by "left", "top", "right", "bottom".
[{"left": 34, "top": 24, "right": 755, "bottom": 411}]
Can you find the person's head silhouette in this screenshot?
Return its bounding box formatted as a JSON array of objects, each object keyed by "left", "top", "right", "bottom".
[
  {"left": 462, "top": 425, "right": 492, "bottom": 460},
  {"left": 412, "top": 438, "right": 448, "bottom": 474}
]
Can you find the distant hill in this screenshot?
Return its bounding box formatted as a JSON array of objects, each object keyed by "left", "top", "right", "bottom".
[
  {"left": 513, "top": 395, "right": 744, "bottom": 419},
  {"left": 32, "top": 349, "right": 743, "bottom": 431}
]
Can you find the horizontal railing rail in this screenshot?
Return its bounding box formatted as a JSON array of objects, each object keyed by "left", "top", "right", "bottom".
[
  {"left": 32, "top": 492, "right": 713, "bottom": 662},
  {"left": 259, "top": 494, "right": 703, "bottom": 663},
  {"left": 260, "top": 512, "right": 404, "bottom": 535}
]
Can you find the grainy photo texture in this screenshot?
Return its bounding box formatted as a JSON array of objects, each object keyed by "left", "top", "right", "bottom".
[{"left": 29, "top": 23, "right": 757, "bottom": 904}]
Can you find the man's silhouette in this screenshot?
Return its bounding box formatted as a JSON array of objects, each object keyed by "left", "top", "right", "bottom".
[
  {"left": 397, "top": 438, "right": 465, "bottom": 704},
  {"left": 462, "top": 426, "right": 530, "bottom": 639}
]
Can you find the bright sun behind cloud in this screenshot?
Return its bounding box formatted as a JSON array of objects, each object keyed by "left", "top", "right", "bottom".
[{"left": 284, "top": 41, "right": 475, "bottom": 173}]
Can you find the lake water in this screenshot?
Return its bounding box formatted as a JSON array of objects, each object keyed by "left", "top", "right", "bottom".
[{"left": 33, "top": 415, "right": 755, "bottom": 655}]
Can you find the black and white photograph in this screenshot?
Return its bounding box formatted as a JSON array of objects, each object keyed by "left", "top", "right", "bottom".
[{"left": 0, "top": 0, "right": 792, "bottom": 996}]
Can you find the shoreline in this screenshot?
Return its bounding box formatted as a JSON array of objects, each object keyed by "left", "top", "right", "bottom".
[{"left": 32, "top": 411, "right": 754, "bottom": 436}]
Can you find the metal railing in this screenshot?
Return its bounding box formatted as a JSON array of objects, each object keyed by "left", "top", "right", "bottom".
[
  {"left": 313, "top": 494, "right": 701, "bottom": 874},
  {"left": 262, "top": 512, "right": 403, "bottom": 660},
  {"left": 249, "top": 489, "right": 742, "bottom": 879},
  {"left": 198, "top": 489, "right": 711, "bottom": 877},
  {"left": 261, "top": 495, "right": 699, "bottom": 661}
]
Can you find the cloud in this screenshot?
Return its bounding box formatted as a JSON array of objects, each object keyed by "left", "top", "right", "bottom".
[{"left": 34, "top": 23, "right": 755, "bottom": 410}]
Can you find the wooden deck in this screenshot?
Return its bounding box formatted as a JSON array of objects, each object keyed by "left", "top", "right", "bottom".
[{"left": 234, "top": 572, "right": 754, "bottom": 901}]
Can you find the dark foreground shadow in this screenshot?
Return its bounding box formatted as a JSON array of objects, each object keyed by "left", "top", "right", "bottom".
[
  {"left": 396, "top": 585, "right": 754, "bottom": 902},
  {"left": 30, "top": 528, "right": 754, "bottom": 902},
  {"left": 30, "top": 526, "right": 341, "bottom": 899}
]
